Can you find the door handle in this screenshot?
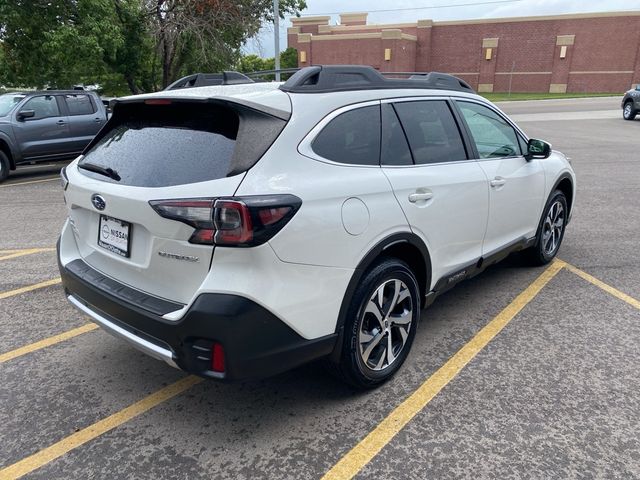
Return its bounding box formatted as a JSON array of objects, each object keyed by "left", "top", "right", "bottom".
[
  {"left": 94, "top": 118, "right": 103, "bottom": 123},
  {"left": 408, "top": 192, "right": 433, "bottom": 203},
  {"left": 56, "top": 120, "right": 66, "bottom": 126},
  {"left": 490, "top": 177, "right": 506, "bottom": 188}
]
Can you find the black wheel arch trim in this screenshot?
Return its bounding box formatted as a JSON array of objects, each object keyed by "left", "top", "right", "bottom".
[
  {"left": 0, "top": 134, "right": 18, "bottom": 169},
  {"left": 532, "top": 179, "right": 571, "bottom": 251},
  {"left": 550, "top": 172, "right": 574, "bottom": 217},
  {"left": 329, "top": 232, "right": 431, "bottom": 362}
]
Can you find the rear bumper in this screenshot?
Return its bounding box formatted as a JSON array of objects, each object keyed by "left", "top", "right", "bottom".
[{"left": 59, "top": 251, "right": 337, "bottom": 381}]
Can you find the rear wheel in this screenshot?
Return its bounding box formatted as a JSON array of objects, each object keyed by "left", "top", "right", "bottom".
[
  {"left": 0, "top": 151, "right": 10, "bottom": 182},
  {"left": 330, "top": 258, "right": 420, "bottom": 388},
  {"left": 623, "top": 101, "right": 637, "bottom": 120},
  {"left": 524, "top": 190, "right": 568, "bottom": 265}
]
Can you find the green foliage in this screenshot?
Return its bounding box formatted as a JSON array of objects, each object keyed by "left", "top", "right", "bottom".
[
  {"left": 236, "top": 47, "right": 298, "bottom": 81},
  {"left": 0, "top": 0, "right": 306, "bottom": 94},
  {"left": 280, "top": 47, "right": 298, "bottom": 69}
]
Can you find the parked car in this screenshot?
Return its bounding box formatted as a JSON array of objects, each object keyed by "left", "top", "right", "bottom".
[
  {"left": 58, "top": 66, "right": 576, "bottom": 388},
  {"left": 0, "top": 90, "right": 108, "bottom": 182},
  {"left": 622, "top": 85, "right": 640, "bottom": 120}
]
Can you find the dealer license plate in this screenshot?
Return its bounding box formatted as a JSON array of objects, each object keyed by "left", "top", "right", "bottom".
[{"left": 97, "top": 215, "right": 131, "bottom": 257}]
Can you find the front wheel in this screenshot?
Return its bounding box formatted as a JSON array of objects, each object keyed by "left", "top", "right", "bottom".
[
  {"left": 524, "top": 190, "right": 568, "bottom": 265},
  {"left": 330, "top": 258, "right": 420, "bottom": 388},
  {"left": 623, "top": 101, "right": 637, "bottom": 120},
  {"left": 0, "top": 151, "right": 9, "bottom": 182}
]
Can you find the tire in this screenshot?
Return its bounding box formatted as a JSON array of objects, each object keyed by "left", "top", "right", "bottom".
[
  {"left": 524, "top": 190, "right": 568, "bottom": 266},
  {"left": 0, "top": 151, "right": 9, "bottom": 182},
  {"left": 329, "top": 257, "right": 420, "bottom": 388},
  {"left": 623, "top": 101, "right": 637, "bottom": 121}
]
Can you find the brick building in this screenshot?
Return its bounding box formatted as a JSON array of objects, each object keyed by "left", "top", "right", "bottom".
[{"left": 287, "top": 11, "right": 640, "bottom": 93}]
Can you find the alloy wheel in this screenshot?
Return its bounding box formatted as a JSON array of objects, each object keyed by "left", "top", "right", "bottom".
[
  {"left": 542, "top": 200, "right": 565, "bottom": 256},
  {"left": 624, "top": 103, "right": 632, "bottom": 118},
  {"left": 358, "top": 279, "right": 413, "bottom": 371}
]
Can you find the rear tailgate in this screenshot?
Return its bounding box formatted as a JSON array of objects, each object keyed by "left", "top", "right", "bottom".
[
  {"left": 63, "top": 97, "right": 288, "bottom": 306},
  {"left": 64, "top": 169, "right": 243, "bottom": 304}
]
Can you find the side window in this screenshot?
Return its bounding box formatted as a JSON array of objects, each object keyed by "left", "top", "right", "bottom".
[
  {"left": 381, "top": 104, "right": 412, "bottom": 166},
  {"left": 311, "top": 105, "right": 380, "bottom": 166},
  {"left": 457, "top": 101, "right": 521, "bottom": 159},
  {"left": 21, "top": 95, "right": 60, "bottom": 120},
  {"left": 65, "top": 94, "right": 96, "bottom": 116},
  {"left": 393, "top": 100, "right": 467, "bottom": 165}
]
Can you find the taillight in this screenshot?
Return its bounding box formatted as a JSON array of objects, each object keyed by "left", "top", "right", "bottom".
[
  {"left": 213, "top": 200, "right": 253, "bottom": 245},
  {"left": 144, "top": 99, "right": 172, "bottom": 105},
  {"left": 149, "top": 199, "right": 216, "bottom": 244},
  {"left": 149, "top": 195, "right": 301, "bottom": 247},
  {"left": 60, "top": 166, "right": 69, "bottom": 191}
]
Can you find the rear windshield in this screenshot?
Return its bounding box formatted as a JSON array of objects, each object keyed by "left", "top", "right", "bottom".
[{"left": 79, "top": 102, "right": 239, "bottom": 187}]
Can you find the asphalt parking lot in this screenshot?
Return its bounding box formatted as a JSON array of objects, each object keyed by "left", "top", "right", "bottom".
[{"left": 1, "top": 96, "right": 639, "bottom": 479}]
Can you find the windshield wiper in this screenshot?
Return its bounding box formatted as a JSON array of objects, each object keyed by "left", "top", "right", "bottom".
[{"left": 78, "top": 162, "right": 121, "bottom": 181}]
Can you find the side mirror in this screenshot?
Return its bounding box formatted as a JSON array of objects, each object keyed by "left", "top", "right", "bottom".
[
  {"left": 17, "top": 109, "right": 36, "bottom": 120},
  {"left": 526, "top": 138, "right": 551, "bottom": 160}
]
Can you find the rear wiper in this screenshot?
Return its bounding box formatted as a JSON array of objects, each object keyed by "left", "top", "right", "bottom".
[{"left": 78, "top": 162, "right": 121, "bottom": 181}]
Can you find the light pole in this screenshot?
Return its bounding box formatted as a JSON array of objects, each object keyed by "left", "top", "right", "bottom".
[{"left": 273, "top": 0, "right": 280, "bottom": 81}]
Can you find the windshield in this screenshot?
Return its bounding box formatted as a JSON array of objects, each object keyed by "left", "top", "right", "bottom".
[{"left": 0, "top": 94, "right": 26, "bottom": 117}]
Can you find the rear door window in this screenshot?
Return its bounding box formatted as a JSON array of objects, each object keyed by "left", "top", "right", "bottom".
[
  {"left": 381, "top": 104, "right": 413, "bottom": 166},
  {"left": 65, "top": 94, "right": 96, "bottom": 115},
  {"left": 311, "top": 105, "right": 380, "bottom": 166},
  {"left": 79, "top": 103, "right": 239, "bottom": 187},
  {"left": 393, "top": 100, "right": 467, "bottom": 165}
]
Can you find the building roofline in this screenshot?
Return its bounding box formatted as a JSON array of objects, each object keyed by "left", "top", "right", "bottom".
[
  {"left": 291, "top": 10, "right": 640, "bottom": 32},
  {"left": 290, "top": 16, "right": 330, "bottom": 25},
  {"left": 433, "top": 10, "right": 640, "bottom": 26},
  {"left": 304, "top": 31, "right": 418, "bottom": 42}
]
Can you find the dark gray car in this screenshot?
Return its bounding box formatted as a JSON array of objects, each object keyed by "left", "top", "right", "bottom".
[
  {"left": 622, "top": 85, "right": 640, "bottom": 120},
  {"left": 0, "top": 90, "right": 108, "bottom": 181}
]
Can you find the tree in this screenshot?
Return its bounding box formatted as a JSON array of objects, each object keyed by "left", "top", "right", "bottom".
[
  {"left": 147, "top": 0, "right": 306, "bottom": 88},
  {"left": 236, "top": 48, "right": 298, "bottom": 80},
  {"left": 237, "top": 54, "right": 270, "bottom": 73},
  {"left": 0, "top": 0, "right": 306, "bottom": 93},
  {"left": 0, "top": 0, "right": 150, "bottom": 92},
  {"left": 280, "top": 47, "right": 298, "bottom": 69}
]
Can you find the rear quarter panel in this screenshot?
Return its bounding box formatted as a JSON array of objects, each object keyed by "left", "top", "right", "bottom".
[{"left": 234, "top": 99, "right": 412, "bottom": 270}]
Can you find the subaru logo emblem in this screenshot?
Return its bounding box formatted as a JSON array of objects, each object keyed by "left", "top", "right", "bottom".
[{"left": 91, "top": 194, "right": 106, "bottom": 211}]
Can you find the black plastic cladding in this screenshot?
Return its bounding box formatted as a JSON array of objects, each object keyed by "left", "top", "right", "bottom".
[{"left": 279, "top": 65, "right": 475, "bottom": 94}]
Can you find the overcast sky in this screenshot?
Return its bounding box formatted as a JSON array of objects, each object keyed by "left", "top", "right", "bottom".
[{"left": 244, "top": 0, "right": 640, "bottom": 56}]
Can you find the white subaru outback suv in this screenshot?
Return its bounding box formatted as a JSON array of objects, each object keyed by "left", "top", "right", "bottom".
[{"left": 58, "top": 66, "right": 575, "bottom": 388}]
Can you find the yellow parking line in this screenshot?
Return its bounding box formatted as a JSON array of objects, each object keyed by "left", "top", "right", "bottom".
[
  {"left": 0, "top": 177, "right": 58, "bottom": 188},
  {"left": 0, "top": 323, "right": 98, "bottom": 364},
  {"left": 0, "top": 248, "right": 50, "bottom": 254},
  {"left": 563, "top": 261, "right": 640, "bottom": 310},
  {"left": 321, "top": 260, "right": 564, "bottom": 480},
  {"left": 0, "top": 248, "right": 56, "bottom": 261},
  {"left": 0, "top": 278, "right": 61, "bottom": 300},
  {"left": 0, "top": 375, "right": 203, "bottom": 480}
]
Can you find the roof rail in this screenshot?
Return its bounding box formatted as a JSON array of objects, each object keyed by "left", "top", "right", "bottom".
[
  {"left": 279, "top": 65, "right": 475, "bottom": 94},
  {"left": 164, "top": 71, "right": 254, "bottom": 91},
  {"left": 244, "top": 68, "right": 300, "bottom": 77}
]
